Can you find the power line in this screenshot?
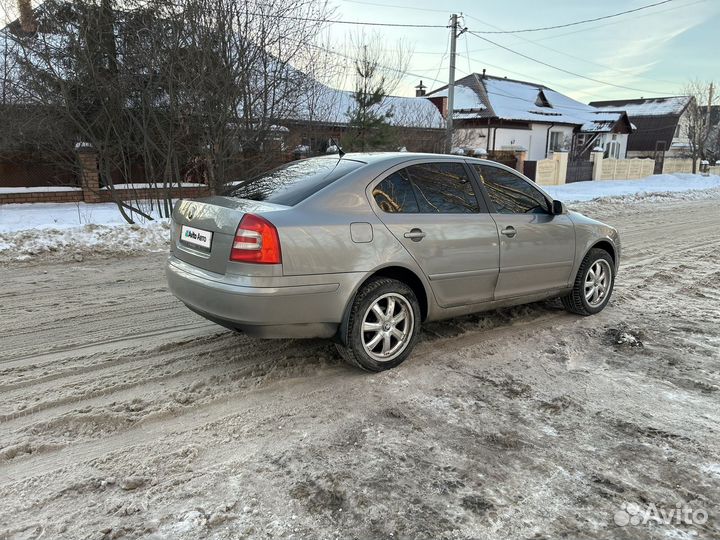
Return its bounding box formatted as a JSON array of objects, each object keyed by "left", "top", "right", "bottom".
[
  {"left": 410, "top": 0, "right": 705, "bottom": 56},
  {"left": 338, "top": 0, "right": 449, "bottom": 14},
  {"left": 454, "top": 52, "right": 605, "bottom": 101},
  {"left": 463, "top": 14, "right": 681, "bottom": 87},
  {"left": 431, "top": 31, "right": 451, "bottom": 92},
  {"left": 466, "top": 31, "right": 676, "bottom": 96},
  {"left": 469, "top": 0, "right": 674, "bottom": 34},
  {"left": 246, "top": 12, "right": 448, "bottom": 29}
]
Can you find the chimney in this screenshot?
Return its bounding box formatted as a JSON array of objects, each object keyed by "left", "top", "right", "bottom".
[
  {"left": 482, "top": 69, "right": 486, "bottom": 78},
  {"left": 415, "top": 80, "right": 427, "bottom": 97}
]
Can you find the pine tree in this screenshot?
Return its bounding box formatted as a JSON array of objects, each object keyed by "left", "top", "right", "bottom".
[{"left": 345, "top": 46, "right": 395, "bottom": 151}]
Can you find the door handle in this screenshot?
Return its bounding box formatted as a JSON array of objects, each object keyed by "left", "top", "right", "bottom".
[
  {"left": 501, "top": 226, "right": 516, "bottom": 238},
  {"left": 404, "top": 228, "right": 426, "bottom": 242}
]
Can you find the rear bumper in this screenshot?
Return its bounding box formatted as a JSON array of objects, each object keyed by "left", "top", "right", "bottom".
[{"left": 165, "top": 256, "right": 361, "bottom": 338}]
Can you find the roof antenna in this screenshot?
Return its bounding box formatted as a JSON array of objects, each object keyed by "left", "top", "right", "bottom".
[{"left": 331, "top": 137, "right": 345, "bottom": 158}]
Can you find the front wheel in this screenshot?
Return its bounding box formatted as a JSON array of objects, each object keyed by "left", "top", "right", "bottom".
[
  {"left": 336, "top": 278, "right": 421, "bottom": 372},
  {"left": 562, "top": 248, "right": 615, "bottom": 315}
]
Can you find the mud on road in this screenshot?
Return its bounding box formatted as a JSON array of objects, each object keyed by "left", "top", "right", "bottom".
[{"left": 1, "top": 195, "right": 719, "bottom": 539}]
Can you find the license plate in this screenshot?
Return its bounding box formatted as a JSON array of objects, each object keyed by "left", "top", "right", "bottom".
[{"left": 180, "top": 225, "right": 213, "bottom": 250}]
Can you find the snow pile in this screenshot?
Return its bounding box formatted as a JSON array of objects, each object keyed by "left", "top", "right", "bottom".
[
  {"left": 544, "top": 174, "right": 720, "bottom": 203},
  {"left": 0, "top": 202, "right": 169, "bottom": 262},
  {"left": 0, "top": 221, "right": 170, "bottom": 262}
]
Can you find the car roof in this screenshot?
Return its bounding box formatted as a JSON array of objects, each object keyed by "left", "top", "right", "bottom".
[{"left": 317, "top": 152, "right": 494, "bottom": 166}]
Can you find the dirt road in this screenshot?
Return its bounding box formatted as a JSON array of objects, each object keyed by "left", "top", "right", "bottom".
[{"left": 1, "top": 195, "right": 719, "bottom": 539}]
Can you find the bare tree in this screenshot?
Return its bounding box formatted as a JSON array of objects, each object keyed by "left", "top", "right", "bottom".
[
  {"left": 3, "top": 0, "right": 332, "bottom": 222},
  {"left": 682, "top": 80, "right": 718, "bottom": 173}
]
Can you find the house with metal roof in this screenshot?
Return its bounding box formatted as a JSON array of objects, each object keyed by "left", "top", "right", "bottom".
[
  {"left": 425, "top": 72, "right": 634, "bottom": 162},
  {"left": 589, "top": 96, "right": 694, "bottom": 158}
]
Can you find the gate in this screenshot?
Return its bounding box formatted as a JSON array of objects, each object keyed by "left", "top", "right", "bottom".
[
  {"left": 566, "top": 160, "right": 593, "bottom": 183},
  {"left": 654, "top": 141, "right": 666, "bottom": 174},
  {"left": 523, "top": 160, "right": 537, "bottom": 181}
]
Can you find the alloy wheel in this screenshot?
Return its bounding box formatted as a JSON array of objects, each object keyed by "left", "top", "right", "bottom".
[
  {"left": 584, "top": 259, "right": 612, "bottom": 307},
  {"left": 360, "top": 293, "right": 414, "bottom": 362}
]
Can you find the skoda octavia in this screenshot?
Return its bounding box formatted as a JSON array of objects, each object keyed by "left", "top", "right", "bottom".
[{"left": 166, "top": 153, "right": 620, "bottom": 371}]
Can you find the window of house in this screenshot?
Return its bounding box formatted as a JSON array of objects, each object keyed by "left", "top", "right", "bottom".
[
  {"left": 604, "top": 141, "right": 621, "bottom": 159},
  {"left": 474, "top": 165, "right": 550, "bottom": 214},
  {"left": 372, "top": 163, "right": 480, "bottom": 214},
  {"left": 549, "top": 131, "right": 564, "bottom": 152},
  {"left": 674, "top": 123, "right": 681, "bottom": 138}
]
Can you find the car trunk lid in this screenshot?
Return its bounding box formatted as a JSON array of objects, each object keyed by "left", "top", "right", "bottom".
[{"left": 171, "top": 196, "right": 288, "bottom": 274}]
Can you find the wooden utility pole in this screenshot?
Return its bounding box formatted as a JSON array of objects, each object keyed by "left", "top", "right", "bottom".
[{"left": 445, "top": 14, "right": 458, "bottom": 154}]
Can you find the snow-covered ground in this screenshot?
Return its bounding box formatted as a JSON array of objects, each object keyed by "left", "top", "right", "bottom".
[
  {"left": 2, "top": 195, "right": 719, "bottom": 539},
  {"left": 544, "top": 173, "right": 720, "bottom": 202},
  {"left": 0, "top": 201, "right": 164, "bottom": 232},
  {"left": 0, "top": 202, "right": 169, "bottom": 262},
  {"left": 1, "top": 173, "right": 719, "bottom": 263}
]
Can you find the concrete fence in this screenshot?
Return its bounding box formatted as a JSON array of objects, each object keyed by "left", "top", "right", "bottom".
[
  {"left": 662, "top": 159, "right": 696, "bottom": 174},
  {"left": 597, "top": 157, "right": 655, "bottom": 181},
  {"left": 708, "top": 166, "right": 720, "bottom": 176},
  {"left": 534, "top": 152, "right": 567, "bottom": 186},
  {"left": 534, "top": 152, "right": 655, "bottom": 186}
]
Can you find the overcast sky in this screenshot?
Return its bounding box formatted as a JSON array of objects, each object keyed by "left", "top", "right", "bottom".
[{"left": 326, "top": 0, "right": 720, "bottom": 102}]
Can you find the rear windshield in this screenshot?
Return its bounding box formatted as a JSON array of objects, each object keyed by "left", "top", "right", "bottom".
[{"left": 225, "top": 158, "right": 364, "bottom": 206}]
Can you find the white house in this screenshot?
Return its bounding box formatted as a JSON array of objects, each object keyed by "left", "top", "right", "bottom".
[{"left": 425, "top": 72, "right": 633, "bottom": 161}]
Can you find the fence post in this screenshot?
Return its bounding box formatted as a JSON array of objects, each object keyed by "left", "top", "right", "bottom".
[
  {"left": 76, "top": 143, "right": 101, "bottom": 203},
  {"left": 590, "top": 150, "right": 604, "bottom": 181},
  {"left": 552, "top": 151, "right": 568, "bottom": 184},
  {"left": 514, "top": 150, "right": 527, "bottom": 175}
]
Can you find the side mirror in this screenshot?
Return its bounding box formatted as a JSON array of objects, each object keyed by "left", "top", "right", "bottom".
[{"left": 551, "top": 200, "right": 566, "bottom": 215}]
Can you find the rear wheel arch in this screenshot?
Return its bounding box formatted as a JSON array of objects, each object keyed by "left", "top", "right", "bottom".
[{"left": 336, "top": 265, "right": 430, "bottom": 345}]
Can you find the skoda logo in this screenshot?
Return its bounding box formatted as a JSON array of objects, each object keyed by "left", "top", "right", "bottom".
[{"left": 187, "top": 204, "right": 197, "bottom": 220}]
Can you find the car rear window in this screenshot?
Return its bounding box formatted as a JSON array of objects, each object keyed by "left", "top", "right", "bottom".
[{"left": 225, "top": 158, "right": 364, "bottom": 206}]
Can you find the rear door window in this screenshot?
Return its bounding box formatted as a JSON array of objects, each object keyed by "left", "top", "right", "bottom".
[
  {"left": 372, "top": 170, "right": 419, "bottom": 213},
  {"left": 373, "top": 162, "right": 480, "bottom": 214},
  {"left": 226, "top": 158, "right": 363, "bottom": 206},
  {"left": 408, "top": 163, "right": 479, "bottom": 213}
]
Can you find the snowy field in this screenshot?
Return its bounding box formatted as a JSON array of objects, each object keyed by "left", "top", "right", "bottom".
[{"left": 0, "top": 173, "right": 719, "bottom": 263}]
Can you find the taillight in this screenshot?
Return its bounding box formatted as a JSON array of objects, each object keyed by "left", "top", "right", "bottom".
[{"left": 230, "top": 213, "right": 282, "bottom": 264}]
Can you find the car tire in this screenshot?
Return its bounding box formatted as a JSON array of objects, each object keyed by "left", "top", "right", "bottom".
[
  {"left": 562, "top": 248, "right": 615, "bottom": 316},
  {"left": 336, "top": 277, "right": 421, "bottom": 372}
]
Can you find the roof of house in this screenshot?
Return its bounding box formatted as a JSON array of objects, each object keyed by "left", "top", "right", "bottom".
[
  {"left": 426, "top": 73, "right": 632, "bottom": 133},
  {"left": 588, "top": 97, "right": 694, "bottom": 153},
  {"left": 291, "top": 82, "right": 445, "bottom": 129},
  {"left": 589, "top": 96, "right": 692, "bottom": 117}
]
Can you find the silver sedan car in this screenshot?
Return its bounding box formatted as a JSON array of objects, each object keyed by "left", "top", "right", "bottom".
[{"left": 166, "top": 153, "right": 620, "bottom": 371}]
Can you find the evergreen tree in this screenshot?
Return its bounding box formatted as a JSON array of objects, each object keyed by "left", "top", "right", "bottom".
[{"left": 345, "top": 46, "right": 395, "bottom": 151}]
